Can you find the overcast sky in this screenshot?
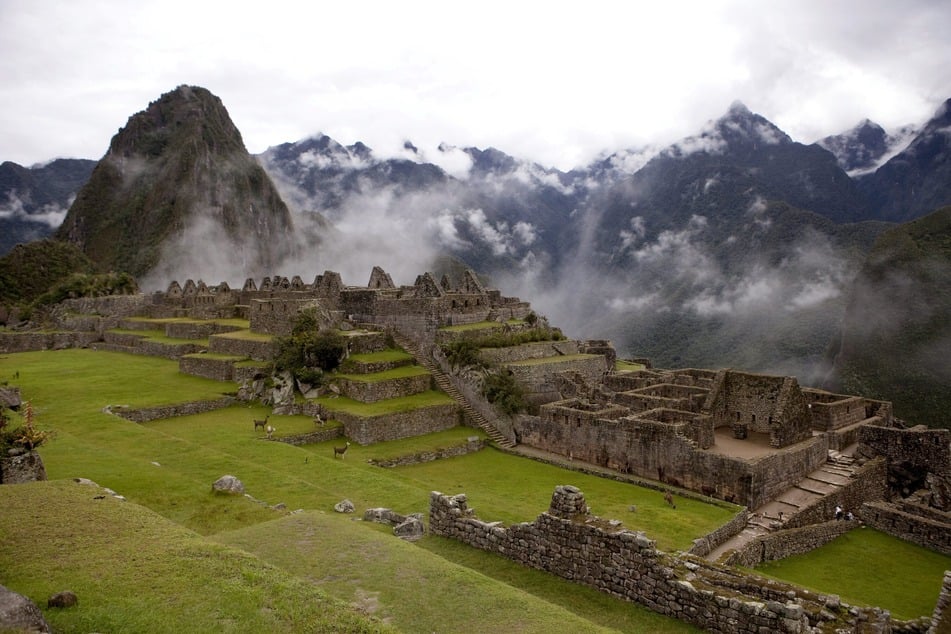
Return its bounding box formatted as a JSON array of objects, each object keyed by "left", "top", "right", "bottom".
[{"left": 1, "top": 0, "right": 949, "bottom": 170}]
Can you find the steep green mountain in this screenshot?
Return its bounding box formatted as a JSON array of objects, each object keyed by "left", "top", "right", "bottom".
[
  {"left": 827, "top": 207, "right": 951, "bottom": 427},
  {"left": 56, "top": 85, "right": 294, "bottom": 280}
]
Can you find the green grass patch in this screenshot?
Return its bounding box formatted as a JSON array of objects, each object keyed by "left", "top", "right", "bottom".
[
  {"left": 213, "top": 329, "right": 274, "bottom": 342},
  {"left": 316, "top": 391, "right": 454, "bottom": 417},
  {"left": 335, "top": 364, "right": 430, "bottom": 382},
  {"left": 507, "top": 353, "right": 601, "bottom": 366},
  {"left": 616, "top": 360, "right": 647, "bottom": 371},
  {"left": 107, "top": 328, "right": 209, "bottom": 346},
  {"left": 346, "top": 349, "right": 414, "bottom": 364},
  {"left": 393, "top": 449, "right": 739, "bottom": 552},
  {"left": 182, "top": 352, "right": 248, "bottom": 361},
  {"left": 0, "top": 480, "right": 389, "bottom": 633},
  {"left": 439, "top": 320, "right": 508, "bottom": 332},
  {"left": 123, "top": 316, "right": 250, "bottom": 328},
  {"left": 752, "top": 526, "right": 951, "bottom": 619}
]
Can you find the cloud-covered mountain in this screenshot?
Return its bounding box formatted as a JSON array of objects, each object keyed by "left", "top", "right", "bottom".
[
  {"left": 249, "top": 98, "right": 950, "bottom": 391},
  {"left": 817, "top": 119, "right": 917, "bottom": 176},
  {"left": 857, "top": 98, "right": 951, "bottom": 222},
  {"left": 0, "top": 158, "right": 95, "bottom": 255},
  {"left": 57, "top": 85, "right": 295, "bottom": 283},
  {"left": 5, "top": 88, "right": 950, "bottom": 423}
]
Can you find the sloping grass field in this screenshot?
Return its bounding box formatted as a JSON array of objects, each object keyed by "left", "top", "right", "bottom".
[{"left": 1, "top": 348, "right": 947, "bottom": 631}]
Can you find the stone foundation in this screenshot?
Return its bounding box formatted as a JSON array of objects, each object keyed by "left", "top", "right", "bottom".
[
  {"left": 108, "top": 398, "right": 236, "bottom": 423},
  {"left": 368, "top": 437, "right": 487, "bottom": 467}
]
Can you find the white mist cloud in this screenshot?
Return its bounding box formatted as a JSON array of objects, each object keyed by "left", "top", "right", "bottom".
[{"left": 0, "top": 192, "right": 69, "bottom": 228}]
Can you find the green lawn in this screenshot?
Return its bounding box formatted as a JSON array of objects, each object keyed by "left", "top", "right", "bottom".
[
  {"left": 0, "top": 348, "right": 712, "bottom": 632},
  {"left": 753, "top": 526, "right": 951, "bottom": 619},
  {"left": 2, "top": 348, "right": 943, "bottom": 632},
  {"left": 335, "top": 364, "right": 430, "bottom": 382}
]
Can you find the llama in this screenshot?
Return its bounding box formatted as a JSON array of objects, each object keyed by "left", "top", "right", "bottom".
[
  {"left": 265, "top": 424, "right": 275, "bottom": 440},
  {"left": 313, "top": 413, "right": 324, "bottom": 427},
  {"left": 253, "top": 414, "right": 270, "bottom": 432},
  {"left": 664, "top": 490, "right": 676, "bottom": 509},
  {"left": 334, "top": 441, "right": 351, "bottom": 459}
]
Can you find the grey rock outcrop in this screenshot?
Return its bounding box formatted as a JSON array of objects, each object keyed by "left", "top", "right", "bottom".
[
  {"left": 0, "top": 584, "right": 51, "bottom": 633},
  {"left": 0, "top": 450, "right": 47, "bottom": 484},
  {"left": 393, "top": 517, "right": 425, "bottom": 541},
  {"left": 211, "top": 474, "right": 245, "bottom": 494}
]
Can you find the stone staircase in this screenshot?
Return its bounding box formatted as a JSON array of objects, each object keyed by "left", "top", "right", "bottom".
[
  {"left": 705, "top": 449, "right": 860, "bottom": 561},
  {"left": 389, "top": 329, "right": 515, "bottom": 448}
]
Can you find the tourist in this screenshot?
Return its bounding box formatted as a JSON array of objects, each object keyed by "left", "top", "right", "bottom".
[
  {"left": 834, "top": 505, "right": 843, "bottom": 520},
  {"left": 845, "top": 510, "right": 854, "bottom": 521}
]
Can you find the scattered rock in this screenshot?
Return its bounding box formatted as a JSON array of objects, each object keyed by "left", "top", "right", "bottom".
[
  {"left": 334, "top": 499, "right": 355, "bottom": 513},
  {"left": 271, "top": 502, "right": 287, "bottom": 511},
  {"left": 393, "top": 517, "right": 425, "bottom": 541},
  {"left": 0, "top": 584, "right": 51, "bottom": 633},
  {"left": 47, "top": 591, "right": 78, "bottom": 608},
  {"left": 212, "top": 475, "right": 245, "bottom": 495}
]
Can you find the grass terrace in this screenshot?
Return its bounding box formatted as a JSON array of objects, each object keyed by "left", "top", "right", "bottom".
[
  {"left": 752, "top": 526, "right": 951, "bottom": 620},
  {"left": 315, "top": 391, "right": 454, "bottom": 417},
  {"left": 0, "top": 348, "right": 944, "bottom": 631},
  {"left": 335, "top": 364, "right": 430, "bottom": 382}
]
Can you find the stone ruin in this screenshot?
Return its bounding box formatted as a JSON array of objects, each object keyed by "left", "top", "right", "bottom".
[{"left": 1, "top": 264, "right": 948, "bottom": 631}]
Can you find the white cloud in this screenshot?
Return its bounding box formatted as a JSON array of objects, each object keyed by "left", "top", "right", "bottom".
[
  {"left": 1, "top": 1, "right": 948, "bottom": 170},
  {"left": 0, "top": 192, "right": 69, "bottom": 228}
]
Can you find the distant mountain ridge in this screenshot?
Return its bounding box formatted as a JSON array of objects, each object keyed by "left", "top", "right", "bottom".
[
  {"left": 0, "top": 158, "right": 96, "bottom": 254},
  {"left": 3, "top": 88, "right": 950, "bottom": 426}
]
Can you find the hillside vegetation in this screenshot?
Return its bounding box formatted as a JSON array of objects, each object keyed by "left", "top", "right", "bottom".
[{"left": 828, "top": 206, "right": 951, "bottom": 427}]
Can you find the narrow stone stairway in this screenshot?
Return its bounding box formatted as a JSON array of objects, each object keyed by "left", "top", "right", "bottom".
[
  {"left": 389, "top": 329, "right": 515, "bottom": 448},
  {"left": 705, "top": 449, "right": 860, "bottom": 561}
]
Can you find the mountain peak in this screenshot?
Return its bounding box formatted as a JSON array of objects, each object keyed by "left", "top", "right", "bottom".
[
  {"left": 727, "top": 100, "right": 751, "bottom": 116},
  {"left": 57, "top": 85, "right": 293, "bottom": 279}
]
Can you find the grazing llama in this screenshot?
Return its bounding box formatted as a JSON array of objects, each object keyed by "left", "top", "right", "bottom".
[
  {"left": 253, "top": 414, "right": 270, "bottom": 432},
  {"left": 334, "top": 441, "right": 351, "bottom": 459},
  {"left": 265, "top": 424, "right": 275, "bottom": 440}
]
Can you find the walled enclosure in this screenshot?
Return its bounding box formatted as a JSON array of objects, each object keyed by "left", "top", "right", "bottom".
[{"left": 430, "top": 486, "right": 899, "bottom": 633}]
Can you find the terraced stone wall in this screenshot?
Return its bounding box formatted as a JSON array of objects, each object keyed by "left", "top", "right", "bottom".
[
  {"left": 782, "top": 458, "right": 887, "bottom": 529},
  {"left": 179, "top": 355, "right": 235, "bottom": 381},
  {"left": 861, "top": 501, "right": 951, "bottom": 556},
  {"left": 334, "top": 403, "right": 461, "bottom": 444},
  {"left": 208, "top": 335, "right": 277, "bottom": 360},
  {"left": 337, "top": 373, "right": 433, "bottom": 404},
  {"left": 0, "top": 332, "right": 101, "bottom": 354}
]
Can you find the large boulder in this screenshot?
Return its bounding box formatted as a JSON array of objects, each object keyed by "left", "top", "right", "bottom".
[
  {"left": 211, "top": 474, "right": 245, "bottom": 494},
  {"left": 0, "top": 584, "right": 51, "bottom": 633},
  {"left": 0, "top": 449, "right": 47, "bottom": 484}
]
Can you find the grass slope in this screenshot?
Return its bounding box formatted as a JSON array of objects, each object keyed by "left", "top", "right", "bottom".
[{"left": 0, "top": 480, "right": 389, "bottom": 633}]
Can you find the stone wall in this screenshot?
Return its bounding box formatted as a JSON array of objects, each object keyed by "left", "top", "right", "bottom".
[
  {"left": 109, "top": 398, "right": 236, "bottom": 423},
  {"left": 505, "top": 355, "right": 607, "bottom": 404},
  {"left": 336, "top": 373, "right": 433, "bottom": 404},
  {"left": 931, "top": 571, "right": 951, "bottom": 633},
  {"left": 334, "top": 403, "right": 461, "bottom": 445},
  {"left": 515, "top": 412, "right": 826, "bottom": 508},
  {"left": 430, "top": 486, "right": 893, "bottom": 633},
  {"left": 861, "top": 501, "right": 951, "bottom": 556},
  {"left": 479, "top": 340, "right": 581, "bottom": 365},
  {"left": 208, "top": 334, "right": 277, "bottom": 360},
  {"left": 688, "top": 508, "right": 751, "bottom": 557},
  {"left": 165, "top": 321, "right": 243, "bottom": 339},
  {"left": 859, "top": 424, "right": 950, "bottom": 479},
  {"left": 0, "top": 331, "right": 101, "bottom": 354},
  {"left": 368, "top": 437, "right": 487, "bottom": 467},
  {"left": 272, "top": 426, "right": 343, "bottom": 446},
  {"left": 179, "top": 355, "right": 236, "bottom": 381},
  {"left": 723, "top": 520, "right": 856, "bottom": 567}
]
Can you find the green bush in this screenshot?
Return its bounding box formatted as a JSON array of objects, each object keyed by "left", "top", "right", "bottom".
[
  {"left": 482, "top": 372, "right": 527, "bottom": 416},
  {"left": 275, "top": 310, "right": 348, "bottom": 383}
]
